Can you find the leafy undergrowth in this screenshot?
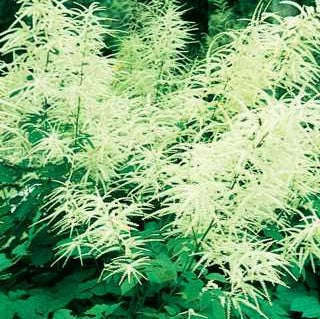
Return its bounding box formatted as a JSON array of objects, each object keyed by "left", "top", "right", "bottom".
[
  {"left": 1, "top": 222, "right": 320, "bottom": 319},
  {"left": 1, "top": 161, "right": 320, "bottom": 319}
]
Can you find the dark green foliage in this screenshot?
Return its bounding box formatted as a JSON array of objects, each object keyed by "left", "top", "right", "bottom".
[
  {"left": 1, "top": 209, "right": 320, "bottom": 319},
  {"left": 0, "top": 208, "right": 228, "bottom": 318},
  {"left": 1, "top": 158, "right": 319, "bottom": 319},
  {"left": 240, "top": 268, "right": 320, "bottom": 319}
]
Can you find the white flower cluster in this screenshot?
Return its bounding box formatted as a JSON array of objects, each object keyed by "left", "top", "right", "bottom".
[{"left": 1, "top": 0, "right": 320, "bottom": 315}]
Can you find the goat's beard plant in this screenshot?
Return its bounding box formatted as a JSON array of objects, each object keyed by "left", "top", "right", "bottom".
[{"left": 1, "top": 0, "right": 320, "bottom": 317}]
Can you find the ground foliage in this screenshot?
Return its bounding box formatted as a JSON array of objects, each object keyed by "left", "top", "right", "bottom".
[{"left": 1, "top": 0, "right": 320, "bottom": 319}]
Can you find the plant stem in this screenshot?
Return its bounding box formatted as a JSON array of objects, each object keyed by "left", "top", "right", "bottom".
[
  {"left": 74, "top": 29, "right": 87, "bottom": 146},
  {"left": 184, "top": 217, "right": 216, "bottom": 272}
]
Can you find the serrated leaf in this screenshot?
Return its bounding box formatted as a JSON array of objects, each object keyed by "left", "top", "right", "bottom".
[
  {"left": 164, "top": 305, "right": 179, "bottom": 316},
  {"left": 9, "top": 293, "right": 53, "bottom": 319},
  {"left": 120, "top": 278, "right": 137, "bottom": 296},
  {"left": 200, "top": 293, "right": 226, "bottom": 319},
  {"left": 39, "top": 161, "right": 70, "bottom": 179},
  {"left": 206, "top": 273, "right": 228, "bottom": 283},
  {"left": 276, "top": 283, "right": 307, "bottom": 303},
  {"left": 85, "top": 303, "right": 121, "bottom": 318},
  {"left": 290, "top": 296, "right": 320, "bottom": 318},
  {"left": 261, "top": 300, "right": 290, "bottom": 319},
  {"left": 90, "top": 278, "right": 120, "bottom": 296},
  {"left": 53, "top": 309, "right": 77, "bottom": 319},
  {"left": 182, "top": 279, "right": 203, "bottom": 300},
  {"left": 146, "top": 254, "right": 177, "bottom": 285}
]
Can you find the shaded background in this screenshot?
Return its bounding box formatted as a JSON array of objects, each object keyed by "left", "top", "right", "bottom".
[
  {"left": 0, "top": 0, "right": 316, "bottom": 41},
  {"left": 0, "top": 0, "right": 316, "bottom": 60}
]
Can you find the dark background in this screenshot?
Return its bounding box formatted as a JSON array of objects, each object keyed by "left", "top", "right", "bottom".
[
  {"left": 0, "top": 0, "right": 316, "bottom": 56},
  {"left": 0, "top": 0, "right": 315, "bottom": 35}
]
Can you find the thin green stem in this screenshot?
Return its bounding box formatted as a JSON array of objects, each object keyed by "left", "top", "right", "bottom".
[
  {"left": 74, "top": 26, "right": 88, "bottom": 146},
  {"left": 184, "top": 217, "right": 216, "bottom": 272},
  {"left": 160, "top": 217, "right": 216, "bottom": 310}
]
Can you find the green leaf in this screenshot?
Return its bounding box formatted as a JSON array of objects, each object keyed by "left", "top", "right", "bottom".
[
  {"left": 51, "top": 269, "right": 95, "bottom": 301},
  {"left": 84, "top": 303, "right": 121, "bottom": 318},
  {"left": 30, "top": 230, "right": 54, "bottom": 266},
  {"left": 0, "top": 204, "right": 10, "bottom": 216},
  {"left": 182, "top": 278, "right": 203, "bottom": 300},
  {"left": 260, "top": 300, "right": 290, "bottom": 319},
  {"left": 0, "top": 163, "right": 21, "bottom": 183},
  {"left": 164, "top": 305, "right": 179, "bottom": 316},
  {"left": 31, "top": 244, "right": 53, "bottom": 266},
  {"left": 90, "top": 278, "right": 120, "bottom": 295},
  {"left": 0, "top": 253, "right": 11, "bottom": 272},
  {"left": 12, "top": 242, "right": 29, "bottom": 258},
  {"left": 206, "top": 273, "right": 228, "bottom": 283},
  {"left": 142, "top": 307, "right": 168, "bottom": 319},
  {"left": 146, "top": 254, "right": 177, "bottom": 285},
  {"left": 9, "top": 86, "right": 27, "bottom": 98},
  {"left": 10, "top": 294, "right": 54, "bottom": 319},
  {"left": 276, "top": 283, "right": 306, "bottom": 300},
  {"left": 200, "top": 293, "right": 226, "bottom": 319},
  {"left": 53, "top": 309, "right": 77, "bottom": 319},
  {"left": 26, "top": 127, "right": 47, "bottom": 145},
  {"left": 15, "top": 196, "right": 40, "bottom": 221},
  {"left": 290, "top": 296, "right": 320, "bottom": 318},
  {"left": 0, "top": 292, "right": 14, "bottom": 319},
  {"left": 120, "top": 278, "right": 137, "bottom": 296},
  {"left": 39, "top": 161, "right": 70, "bottom": 179},
  {"left": 263, "top": 225, "right": 284, "bottom": 241}
]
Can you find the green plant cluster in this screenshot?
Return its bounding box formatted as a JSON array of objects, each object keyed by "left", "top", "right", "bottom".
[
  {"left": 2, "top": 0, "right": 320, "bottom": 319},
  {"left": 208, "top": 0, "right": 316, "bottom": 38}
]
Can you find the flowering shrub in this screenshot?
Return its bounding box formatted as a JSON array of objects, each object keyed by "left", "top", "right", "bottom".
[{"left": 1, "top": 0, "right": 320, "bottom": 318}]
